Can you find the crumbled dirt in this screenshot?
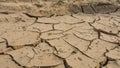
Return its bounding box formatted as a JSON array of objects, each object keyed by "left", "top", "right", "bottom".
[{"left": 0, "top": 0, "right": 120, "bottom": 68}]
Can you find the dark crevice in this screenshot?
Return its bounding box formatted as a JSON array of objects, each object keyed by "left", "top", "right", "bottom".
[
  {"left": 81, "top": 6, "right": 84, "bottom": 13},
  {"left": 52, "top": 24, "right": 55, "bottom": 30},
  {"left": 0, "top": 52, "right": 4, "bottom": 55},
  {"left": 98, "top": 29, "right": 118, "bottom": 37},
  {"left": 49, "top": 14, "right": 55, "bottom": 17},
  {"left": 63, "top": 59, "right": 72, "bottom": 68},
  {"left": 97, "top": 30, "right": 101, "bottom": 39},
  {"left": 104, "top": 56, "right": 117, "bottom": 66},
  {"left": 8, "top": 54, "right": 23, "bottom": 67},
  {"left": 24, "top": 12, "right": 55, "bottom": 18},
  {"left": 2, "top": 38, "right": 15, "bottom": 50},
  {"left": 107, "top": 57, "right": 117, "bottom": 61},
  {"left": 0, "top": 12, "right": 14, "bottom": 14},
  {"left": 36, "top": 22, "right": 58, "bottom": 24},
  {"left": 41, "top": 38, "right": 58, "bottom": 54},
  {"left": 102, "top": 57, "right": 109, "bottom": 67},
  {"left": 101, "top": 49, "right": 109, "bottom": 67},
  {"left": 24, "top": 13, "right": 38, "bottom": 23},
  {"left": 101, "top": 48, "right": 119, "bottom": 67},
  {"left": 97, "top": 3, "right": 112, "bottom": 6},
  {"left": 0, "top": 40, "right": 5, "bottom": 43},
  {"left": 53, "top": 53, "right": 72, "bottom": 68},
  {"left": 85, "top": 39, "right": 96, "bottom": 51},
  {"left": 24, "top": 43, "right": 37, "bottom": 47},
  {"left": 34, "top": 4, "right": 43, "bottom": 8},
  {"left": 24, "top": 13, "right": 41, "bottom": 18},
  {"left": 92, "top": 27, "right": 101, "bottom": 39},
  {"left": 6, "top": 45, "right": 15, "bottom": 50},
  {"left": 55, "top": 14, "right": 65, "bottom": 17},
  {"left": 88, "top": 22, "right": 101, "bottom": 39}
]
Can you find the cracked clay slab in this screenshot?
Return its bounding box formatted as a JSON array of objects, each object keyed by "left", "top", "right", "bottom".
[{"left": 0, "top": 5, "right": 120, "bottom": 68}]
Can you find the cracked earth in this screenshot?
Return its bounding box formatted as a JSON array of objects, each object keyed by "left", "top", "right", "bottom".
[{"left": 0, "top": 0, "right": 120, "bottom": 68}]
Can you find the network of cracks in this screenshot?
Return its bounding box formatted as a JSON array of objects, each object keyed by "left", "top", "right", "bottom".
[
  {"left": 0, "top": 11, "right": 120, "bottom": 68},
  {"left": 0, "top": 1, "right": 120, "bottom": 68}
]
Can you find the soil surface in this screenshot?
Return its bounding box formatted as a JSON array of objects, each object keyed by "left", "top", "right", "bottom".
[{"left": 0, "top": 0, "right": 120, "bottom": 68}]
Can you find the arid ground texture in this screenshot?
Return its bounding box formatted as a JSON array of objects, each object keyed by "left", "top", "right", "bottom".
[{"left": 0, "top": 0, "right": 120, "bottom": 68}]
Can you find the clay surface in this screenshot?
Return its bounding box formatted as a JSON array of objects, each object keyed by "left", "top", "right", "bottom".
[{"left": 0, "top": 0, "right": 120, "bottom": 68}]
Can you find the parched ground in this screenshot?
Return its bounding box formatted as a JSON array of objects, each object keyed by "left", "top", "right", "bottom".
[{"left": 0, "top": 0, "right": 120, "bottom": 68}]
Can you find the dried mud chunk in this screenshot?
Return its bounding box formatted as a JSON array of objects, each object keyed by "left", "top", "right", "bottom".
[
  {"left": 91, "top": 16, "right": 120, "bottom": 34},
  {"left": 26, "top": 23, "right": 53, "bottom": 32},
  {"left": 33, "top": 42, "right": 55, "bottom": 54},
  {"left": 66, "top": 51, "right": 97, "bottom": 68},
  {"left": 0, "top": 55, "right": 22, "bottom": 68},
  {"left": 0, "top": 23, "right": 14, "bottom": 34},
  {"left": 8, "top": 46, "right": 35, "bottom": 66},
  {"left": 106, "top": 46, "right": 120, "bottom": 59},
  {"left": 37, "top": 17, "right": 60, "bottom": 24},
  {"left": 40, "top": 30, "right": 64, "bottom": 40},
  {"left": 63, "top": 34, "right": 90, "bottom": 52},
  {"left": 5, "top": 13, "right": 35, "bottom": 24},
  {"left": 26, "top": 42, "right": 63, "bottom": 67},
  {"left": 73, "top": 23, "right": 98, "bottom": 40},
  {"left": 0, "top": 13, "right": 35, "bottom": 32},
  {"left": 85, "top": 39, "right": 118, "bottom": 59},
  {"left": 53, "top": 15, "right": 82, "bottom": 24},
  {"left": 8, "top": 14, "right": 35, "bottom": 28},
  {"left": 73, "top": 14, "right": 96, "bottom": 22},
  {"left": 27, "top": 53, "right": 63, "bottom": 67},
  {"left": 0, "top": 31, "right": 39, "bottom": 46},
  {"left": 100, "top": 33, "right": 120, "bottom": 43},
  {"left": 82, "top": 5, "right": 95, "bottom": 14},
  {"left": 27, "top": 54, "right": 63, "bottom": 67},
  {"left": 28, "top": 10, "right": 54, "bottom": 18},
  {"left": 54, "top": 23, "right": 74, "bottom": 31},
  {"left": 48, "top": 38, "right": 75, "bottom": 58}
]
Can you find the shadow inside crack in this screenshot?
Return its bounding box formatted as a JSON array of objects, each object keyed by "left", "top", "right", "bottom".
[{"left": 69, "top": 3, "right": 120, "bottom": 14}]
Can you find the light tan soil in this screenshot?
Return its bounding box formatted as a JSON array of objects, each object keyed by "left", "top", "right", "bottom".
[{"left": 0, "top": 0, "right": 120, "bottom": 68}]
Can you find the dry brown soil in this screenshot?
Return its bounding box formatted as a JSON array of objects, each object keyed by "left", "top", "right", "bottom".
[{"left": 0, "top": 0, "right": 120, "bottom": 68}]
